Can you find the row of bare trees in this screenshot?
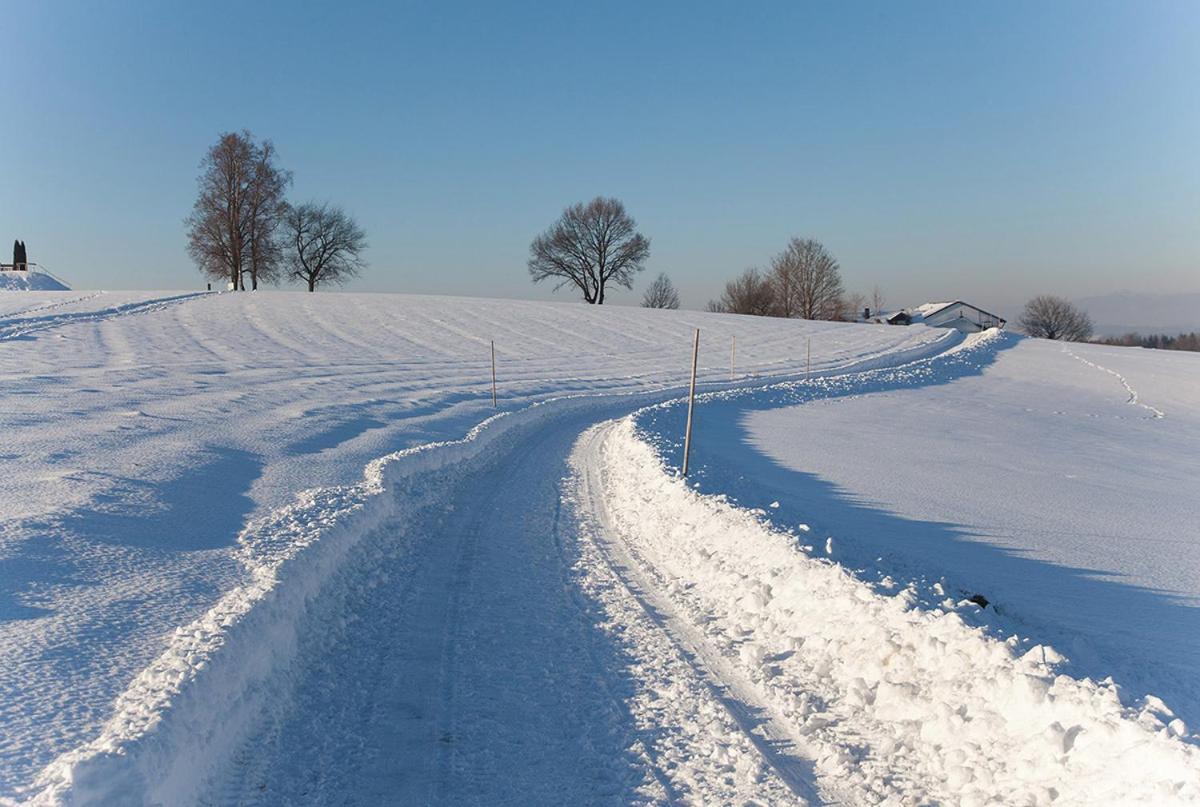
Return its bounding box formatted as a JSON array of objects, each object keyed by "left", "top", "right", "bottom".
[
  {"left": 525, "top": 197, "right": 874, "bottom": 320},
  {"left": 186, "top": 131, "right": 366, "bottom": 292},
  {"left": 707, "top": 238, "right": 865, "bottom": 321},
  {"left": 1099, "top": 330, "right": 1200, "bottom": 352}
]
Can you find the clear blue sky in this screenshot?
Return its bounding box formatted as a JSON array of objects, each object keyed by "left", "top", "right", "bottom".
[{"left": 3, "top": 1, "right": 1197, "bottom": 311}]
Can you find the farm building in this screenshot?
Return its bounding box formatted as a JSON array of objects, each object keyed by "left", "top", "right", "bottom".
[{"left": 885, "top": 301, "right": 1005, "bottom": 333}]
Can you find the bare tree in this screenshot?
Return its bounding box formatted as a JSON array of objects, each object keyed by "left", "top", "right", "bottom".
[
  {"left": 186, "top": 131, "right": 289, "bottom": 291},
  {"left": 843, "top": 292, "right": 867, "bottom": 321},
  {"left": 243, "top": 140, "right": 291, "bottom": 290},
  {"left": 528, "top": 197, "right": 650, "bottom": 304},
  {"left": 708, "top": 268, "right": 777, "bottom": 316},
  {"left": 1019, "top": 295, "right": 1093, "bottom": 341},
  {"left": 770, "top": 238, "right": 844, "bottom": 320},
  {"left": 870, "top": 285, "right": 885, "bottom": 315},
  {"left": 285, "top": 202, "right": 368, "bottom": 292},
  {"left": 641, "top": 272, "right": 680, "bottom": 309},
  {"left": 767, "top": 253, "right": 800, "bottom": 317}
]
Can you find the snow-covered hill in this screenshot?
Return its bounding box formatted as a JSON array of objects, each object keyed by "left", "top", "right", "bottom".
[
  {"left": 0, "top": 290, "right": 943, "bottom": 802},
  {"left": 726, "top": 337, "right": 1200, "bottom": 723},
  {"left": 1, "top": 290, "right": 1196, "bottom": 804},
  {"left": 0, "top": 271, "right": 70, "bottom": 291},
  {"left": 632, "top": 332, "right": 1200, "bottom": 803}
]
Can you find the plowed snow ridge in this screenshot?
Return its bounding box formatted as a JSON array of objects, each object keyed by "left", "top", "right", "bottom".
[{"left": 586, "top": 415, "right": 1199, "bottom": 803}]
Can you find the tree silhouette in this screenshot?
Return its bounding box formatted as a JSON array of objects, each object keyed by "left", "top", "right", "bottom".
[
  {"left": 284, "top": 202, "right": 368, "bottom": 292},
  {"left": 528, "top": 197, "right": 650, "bottom": 304},
  {"left": 1019, "top": 296, "right": 1093, "bottom": 341},
  {"left": 641, "top": 272, "right": 680, "bottom": 309}
]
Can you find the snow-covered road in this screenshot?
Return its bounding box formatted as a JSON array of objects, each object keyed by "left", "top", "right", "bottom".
[{"left": 216, "top": 402, "right": 811, "bottom": 805}]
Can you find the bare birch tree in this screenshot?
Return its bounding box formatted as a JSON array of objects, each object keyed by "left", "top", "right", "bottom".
[
  {"left": 641, "top": 272, "right": 680, "bottom": 309},
  {"left": 285, "top": 202, "right": 368, "bottom": 292},
  {"left": 528, "top": 197, "right": 650, "bottom": 304},
  {"left": 185, "top": 131, "right": 289, "bottom": 291},
  {"left": 243, "top": 140, "right": 291, "bottom": 290}
]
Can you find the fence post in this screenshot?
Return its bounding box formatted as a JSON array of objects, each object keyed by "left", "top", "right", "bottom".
[
  {"left": 682, "top": 328, "right": 700, "bottom": 477},
  {"left": 490, "top": 340, "right": 497, "bottom": 408}
]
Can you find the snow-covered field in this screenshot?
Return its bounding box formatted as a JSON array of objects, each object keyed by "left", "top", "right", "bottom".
[
  {"left": 738, "top": 338, "right": 1200, "bottom": 725},
  {"left": 632, "top": 332, "right": 1200, "bottom": 803},
  {"left": 1, "top": 290, "right": 1196, "bottom": 804}
]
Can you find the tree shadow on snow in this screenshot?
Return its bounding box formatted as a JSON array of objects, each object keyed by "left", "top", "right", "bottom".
[
  {"left": 46, "top": 447, "right": 262, "bottom": 552},
  {"left": 1, "top": 447, "right": 261, "bottom": 627}
]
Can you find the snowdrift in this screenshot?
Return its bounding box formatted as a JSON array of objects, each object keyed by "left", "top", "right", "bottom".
[
  {"left": 588, "top": 414, "right": 1200, "bottom": 804},
  {"left": 0, "top": 270, "right": 70, "bottom": 291}
]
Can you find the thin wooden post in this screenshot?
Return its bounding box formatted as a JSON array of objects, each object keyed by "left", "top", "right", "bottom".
[
  {"left": 682, "top": 329, "right": 700, "bottom": 477},
  {"left": 490, "top": 340, "right": 497, "bottom": 408}
]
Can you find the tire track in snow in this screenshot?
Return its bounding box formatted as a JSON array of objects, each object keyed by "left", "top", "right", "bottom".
[
  {"left": 1062, "top": 344, "right": 1165, "bottom": 419},
  {"left": 572, "top": 423, "right": 834, "bottom": 805},
  {"left": 0, "top": 292, "right": 210, "bottom": 342},
  {"left": 0, "top": 292, "right": 105, "bottom": 320}
]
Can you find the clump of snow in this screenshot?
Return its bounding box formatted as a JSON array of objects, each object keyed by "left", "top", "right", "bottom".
[{"left": 588, "top": 416, "right": 1200, "bottom": 804}]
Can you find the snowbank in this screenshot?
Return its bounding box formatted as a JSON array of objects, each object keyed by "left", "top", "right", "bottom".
[
  {"left": 0, "top": 271, "right": 70, "bottom": 291},
  {"left": 591, "top": 415, "right": 1200, "bottom": 804}
]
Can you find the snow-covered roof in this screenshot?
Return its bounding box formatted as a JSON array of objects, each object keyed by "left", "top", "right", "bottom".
[
  {"left": 892, "top": 300, "right": 1006, "bottom": 325},
  {"left": 913, "top": 301, "right": 955, "bottom": 318}
]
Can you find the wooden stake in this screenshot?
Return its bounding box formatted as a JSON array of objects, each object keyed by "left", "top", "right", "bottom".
[
  {"left": 490, "top": 340, "right": 497, "bottom": 408},
  {"left": 682, "top": 328, "right": 700, "bottom": 477}
]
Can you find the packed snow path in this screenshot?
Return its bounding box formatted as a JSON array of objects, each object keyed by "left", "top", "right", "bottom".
[{"left": 216, "top": 403, "right": 810, "bottom": 805}]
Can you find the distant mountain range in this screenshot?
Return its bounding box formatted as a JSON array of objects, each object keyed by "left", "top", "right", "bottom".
[{"left": 1072, "top": 292, "right": 1200, "bottom": 336}]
